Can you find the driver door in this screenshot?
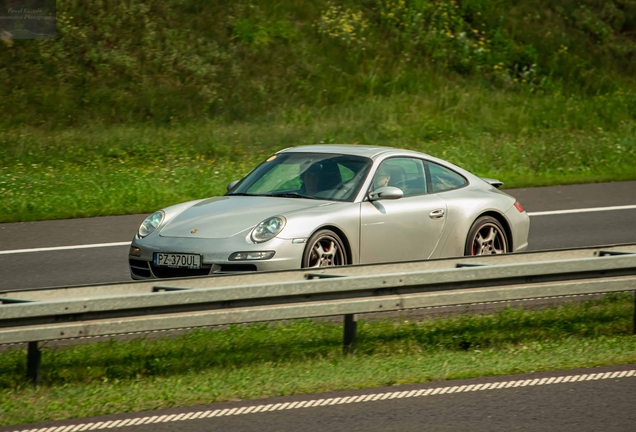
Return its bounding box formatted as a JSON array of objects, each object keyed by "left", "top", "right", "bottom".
[{"left": 359, "top": 157, "right": 447, "bottom": 264}]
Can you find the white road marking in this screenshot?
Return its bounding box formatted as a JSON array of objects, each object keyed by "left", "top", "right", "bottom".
[
  {"left": 11, "top": 369, "right": 635, "bottom": 432},
  {"left": 0, "top": 205, "right": 634, "bottom": 256},
  {"left": 527, "top": 204, "right": 636, "bottom": 217},
  {"left": 0, "top": 242, "right": 131, "bottom": 255}
]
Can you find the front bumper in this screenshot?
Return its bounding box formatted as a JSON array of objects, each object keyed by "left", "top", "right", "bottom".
[{"left": 129, "top": 234, "right": 306, "bottom": 280}]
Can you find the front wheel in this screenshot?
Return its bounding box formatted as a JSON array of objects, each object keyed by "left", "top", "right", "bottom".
[
  {"left": 464, "top": 216, "right": 509, "bottom": 256},
  {"left": 302, "top": 229, "right": 348, "bottom": 268}
]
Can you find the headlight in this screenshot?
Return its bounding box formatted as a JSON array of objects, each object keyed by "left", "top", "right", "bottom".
[
  {"left": 251, "top": 216, "right": 286, "bottom": 243},
  {"left": 138, "top": 211, "right": 165, "bottom": 238}
]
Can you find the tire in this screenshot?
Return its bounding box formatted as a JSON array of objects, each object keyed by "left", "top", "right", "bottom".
[
  {"left": 464, "top": 216, "right": 509, "bottom": 256},
  {"left": 302, "top": 229, "right": 348, "bottom": 268}
]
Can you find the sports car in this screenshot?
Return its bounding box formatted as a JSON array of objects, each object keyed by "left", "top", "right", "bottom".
[{"left": 129, "top": 145, "right": 529, "bottom": 279}]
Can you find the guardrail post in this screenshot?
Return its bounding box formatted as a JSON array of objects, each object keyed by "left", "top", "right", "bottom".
[
  {"left": 343, "top": 314, "right": 357, "bottom": 354},
  {"left": 633, "top": 291, "right": 636, "bottom": 336},
  {"left": 27, "top": 341, "right": 42, "bottom": 386}
]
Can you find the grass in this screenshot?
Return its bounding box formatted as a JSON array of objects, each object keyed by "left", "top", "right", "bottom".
[
  {"left": 1, "top": 0, "right": 635, "bottom": 222},
  {"left": 1, "top": 293, "right": 634, "bottom": 426},
  {"left": 2, "top": 0, "right": 635, "bottom": 128},
  {"left": 1, "top": 88, "right": 635, "bottom": 223}
]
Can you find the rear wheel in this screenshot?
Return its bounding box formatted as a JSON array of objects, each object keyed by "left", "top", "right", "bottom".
[
  {"left": 464, "top": 216, "right": 508, "bottom": 256},
  {"left": 302, "top": 229, "right": 348, "bottom": 268}
]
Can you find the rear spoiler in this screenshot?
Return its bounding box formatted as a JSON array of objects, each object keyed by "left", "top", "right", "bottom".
[{"left": 481, "top": 178, "right": 504, "bottom": 188}]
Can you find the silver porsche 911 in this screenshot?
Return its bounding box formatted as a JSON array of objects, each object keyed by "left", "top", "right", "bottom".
[{"left": 129, "top": 145, "right": 529, "bottom": 279}]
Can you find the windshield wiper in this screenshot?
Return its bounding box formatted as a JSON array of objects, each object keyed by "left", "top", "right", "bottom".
[
  {"left": 229, "top": 192, "right": 320, "bottom": 199},
  {"left": 267, "top": 192, "right": 319, "bottom": 199}
]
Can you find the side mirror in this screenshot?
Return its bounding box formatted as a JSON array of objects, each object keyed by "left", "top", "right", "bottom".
[
  {"left": 368, "top": 186, "right": 403, "bottom": 201},
  {"left": 227, "top": 180, "right": 240, "bottom": 193}
]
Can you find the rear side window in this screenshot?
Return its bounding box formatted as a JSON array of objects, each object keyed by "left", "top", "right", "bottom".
[
  {"left": 377, "top": 157, "right": 428, "bottom": 197},
  {"left": 426, "top": 161, "right": 467, "bottom": 193},
  {"left": 338, "top": 164, "right": 355, "bottom": 182}
]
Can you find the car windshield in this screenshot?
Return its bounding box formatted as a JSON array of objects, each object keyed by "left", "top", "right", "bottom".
[{"left": 227, "top": 152, "right": 373, "bottom": 202}]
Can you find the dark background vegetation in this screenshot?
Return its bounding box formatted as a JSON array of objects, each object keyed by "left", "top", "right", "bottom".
[{"left": 1, "top": 0, "right": 635, "bottom": 128}]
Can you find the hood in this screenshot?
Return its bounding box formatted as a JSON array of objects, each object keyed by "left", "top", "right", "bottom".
[{"left": 159, "top": 196, "right": 328, "bottom": 239}]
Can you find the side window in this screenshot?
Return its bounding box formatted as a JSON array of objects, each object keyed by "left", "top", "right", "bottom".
[
  {"left": 338, "top": 164, "right": 355, "bottom": 182},
  {"left": 374, "top": 158, "right": 427, "bottom": 197},
  {"left": 426, "top": 161, "right": 467, "bottom": 193}
]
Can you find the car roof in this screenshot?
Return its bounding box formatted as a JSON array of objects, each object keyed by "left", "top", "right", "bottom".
[{"left": 277, "top": 144, "right": 430, "bottom": 159}]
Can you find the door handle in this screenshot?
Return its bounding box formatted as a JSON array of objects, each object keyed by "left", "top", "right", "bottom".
[{"left": 429, "top": 209, "right": 445, "bottom": 219}]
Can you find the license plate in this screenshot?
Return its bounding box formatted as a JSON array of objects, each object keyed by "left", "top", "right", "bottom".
[{"left": 153, "top": 253, "right": 201, "bottom": 269}]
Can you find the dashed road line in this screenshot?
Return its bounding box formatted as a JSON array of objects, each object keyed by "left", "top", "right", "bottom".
[
  {"left": 11, "top": 369, "right": 635, "bottom": 431},
  {"left": 527, "top": 204, "right": 636, "bottom": 217}
]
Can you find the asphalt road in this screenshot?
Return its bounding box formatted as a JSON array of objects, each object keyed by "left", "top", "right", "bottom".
[
  {"left": 1, "top": 181, "right": 635, "bottom": 291},
  {"left": 1, "top": 182, "right": 635, "bottom": 430},
  {"left": 4, "top": 364, "right": 635, "bottom": 432}
]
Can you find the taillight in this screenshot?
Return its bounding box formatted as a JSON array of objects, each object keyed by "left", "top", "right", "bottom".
[{"left": 514, "top": 200, "right": 524, "bottom": 212}]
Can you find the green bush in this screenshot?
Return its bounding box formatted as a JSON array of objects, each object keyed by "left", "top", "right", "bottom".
[{"left": 0, "top": 0, "right": 634, "bottom": 128}]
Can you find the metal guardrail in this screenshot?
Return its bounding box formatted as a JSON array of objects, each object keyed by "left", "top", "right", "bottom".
[
  {"left": 4, "top": 244, "right": 636, "bottom": 302},
  {"left": 2, "top": 244, "right": 636, "bottom": 385}
]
